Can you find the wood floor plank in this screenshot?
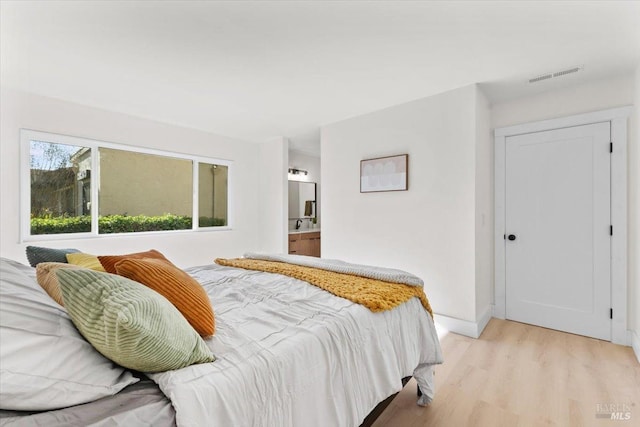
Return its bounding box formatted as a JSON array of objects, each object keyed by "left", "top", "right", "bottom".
[{"left": 372, "top": 318, "right": 639, "bottom": 427}]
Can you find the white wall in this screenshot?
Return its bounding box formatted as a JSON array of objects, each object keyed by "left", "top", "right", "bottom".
[
  {"left": 0, "top": 89, "right": 273, "bottom": 267},
  {"left": 288, "top": 150, "right": 321, "bottom": 231},
  {"left": 491, "top": 73, "right": 638, "bottom": 342},
  {"left": 632, "top": 66, "right": 640, "bottom": 356},
  {"left": 321, "top": 75, "right": 636, "bottom": 335},
  {"left": 322, "top": 84, "right": 488, "bottom": 323},
  {"left": 258, "top": 137, "right": 289, "bottom": 253},
  {"left": 475, "top": 88, "right": 493, "bottom": 323},
  {"left": 491, "top": 74, "right": 635, "bottom": 129}
]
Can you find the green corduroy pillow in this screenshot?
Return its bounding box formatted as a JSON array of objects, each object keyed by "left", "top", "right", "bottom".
[{"left": 56, "top": 269, "right": 215, "bottom": 373}]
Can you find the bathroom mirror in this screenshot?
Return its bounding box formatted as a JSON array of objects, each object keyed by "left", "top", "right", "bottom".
[{"left": 288, "top": 181, "right": 316, "bottom": 219}]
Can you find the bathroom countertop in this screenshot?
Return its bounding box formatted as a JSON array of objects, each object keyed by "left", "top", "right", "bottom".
[{"left": 288, "top": 228, "right": 321, "bottom": 235}]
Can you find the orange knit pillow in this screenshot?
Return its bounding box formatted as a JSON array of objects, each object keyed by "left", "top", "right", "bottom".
[
  {"left": 114, "top": 258, "right": 215, "bottom": 337},
  {"left": 98, "top": 249, "right": 168, "bottom": 274},
  {"left": 35, "top": 262, "right": 86, "bottom": 306}
]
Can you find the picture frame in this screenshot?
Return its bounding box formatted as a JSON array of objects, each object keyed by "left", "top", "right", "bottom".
[{"left": 360, "top": 154, "right": 408, "bottom": 193}]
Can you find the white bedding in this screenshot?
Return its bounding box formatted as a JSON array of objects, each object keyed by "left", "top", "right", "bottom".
[
  {"left": 243, "top": 252, "right": 425, "bottom": 287},
  {"left": 149, "top": 263, "right": 443, "bottom": 427}
]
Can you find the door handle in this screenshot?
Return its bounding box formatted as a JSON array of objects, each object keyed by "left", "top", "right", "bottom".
[{"left": 508, "top": 234, "right": 517, "bottom": 241}]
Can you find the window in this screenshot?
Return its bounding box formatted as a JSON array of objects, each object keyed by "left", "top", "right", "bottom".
[
  {"left": 22, "top": 130, "right": 232, "bottom": 239},
  {"left": 198, "top": 162, "right": 228, "bottom": 227},
  {"left": 98, "top": 148, "right": 194, "bottom": 233},
  {"left": 28, "top": 140, "right": 92, "bottom": 235}
]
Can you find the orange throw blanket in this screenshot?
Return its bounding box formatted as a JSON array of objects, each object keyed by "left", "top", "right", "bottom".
[{"left": 215, "top": 258, "right": 433, "bottom": 317}]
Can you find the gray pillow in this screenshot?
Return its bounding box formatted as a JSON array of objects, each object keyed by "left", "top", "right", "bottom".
[
  {"left": 25, "top": 246, "right": 80, "bottom": 267},
  {"left": 57, "top": 269, "right": 216, "bottom": 373},
  {"left": 0, "top": 258, "right": 138, "bottom": 411}
]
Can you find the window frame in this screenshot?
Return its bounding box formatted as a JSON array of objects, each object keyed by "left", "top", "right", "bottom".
[{"left": 20, "top": 129, "right": 234, "bottom": 242}]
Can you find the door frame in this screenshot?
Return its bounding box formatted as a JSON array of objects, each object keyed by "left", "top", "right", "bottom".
[{"left": 494, "top": 106, "right": 632, "bottom": 345}]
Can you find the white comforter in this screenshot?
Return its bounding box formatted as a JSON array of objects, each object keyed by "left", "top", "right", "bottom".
[{"left": 149, "top": 263, "right": 443, "bottom": 427}]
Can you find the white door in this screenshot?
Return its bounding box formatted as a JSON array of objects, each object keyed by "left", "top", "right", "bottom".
[{"left": 505, "top": 122, "right": 611, "bottom": 340}]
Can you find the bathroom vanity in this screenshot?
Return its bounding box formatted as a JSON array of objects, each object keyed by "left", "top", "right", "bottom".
[{"left": 288, "top": 230, "right": 321, "bottom": 257}]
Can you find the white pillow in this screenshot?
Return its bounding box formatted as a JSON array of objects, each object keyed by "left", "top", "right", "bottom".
[{"left": 0, "top": 258, "right": 138, "bottom": 411}]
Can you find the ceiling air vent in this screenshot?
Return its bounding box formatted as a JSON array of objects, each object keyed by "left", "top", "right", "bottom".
[
  {"left": 529, "top": 66, "right": 583, "bottom": 84},
  {"left": 553, "top": 67, "right": 581, "bottom": 77},
  {"left": 529, "top": 73, "right": 553, "bottom": 83}
]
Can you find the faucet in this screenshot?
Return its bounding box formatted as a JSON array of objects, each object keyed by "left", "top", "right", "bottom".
[{"left": 295, "top": 219, "right": 302, "bottom": 230}]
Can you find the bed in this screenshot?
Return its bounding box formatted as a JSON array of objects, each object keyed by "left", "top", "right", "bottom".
[{"left": 0, "top": 252, "right": 443, "bottom": 427}]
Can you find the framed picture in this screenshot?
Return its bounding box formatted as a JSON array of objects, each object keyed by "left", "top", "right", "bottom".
[{"left": 360, "top": 154, "right": 408, "bottom": 193}]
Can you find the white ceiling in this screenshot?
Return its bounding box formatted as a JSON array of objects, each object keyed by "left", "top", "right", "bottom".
[{"left": 2, "top": 1, "right": 639, "bottom": 156}]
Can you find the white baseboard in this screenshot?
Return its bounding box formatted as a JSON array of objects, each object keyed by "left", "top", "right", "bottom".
[
  {"left": 630, "top": 330, "right": 640, "bottom": 364},
  {"left": 433, "top": 306, "right": 492, "bottom": 339},
  {"left": 477, "top": 306, "right": 492, "bottom": 336}
]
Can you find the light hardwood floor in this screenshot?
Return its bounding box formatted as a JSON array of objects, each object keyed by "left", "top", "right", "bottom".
[{"left": 373, "top": 318, "right": 640, "bottom": 427}]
